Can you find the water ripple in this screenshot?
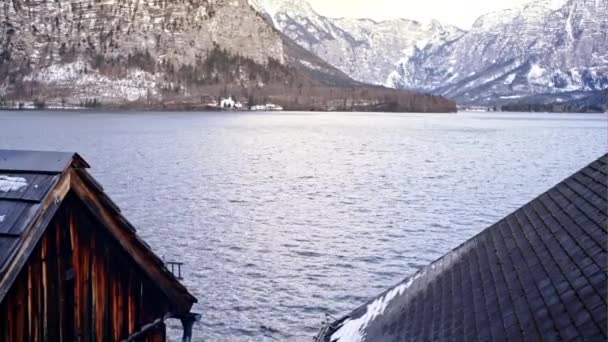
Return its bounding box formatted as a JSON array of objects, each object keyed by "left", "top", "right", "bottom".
[{"left": 0, "top": 111, "right": 605, "bottom": 341}]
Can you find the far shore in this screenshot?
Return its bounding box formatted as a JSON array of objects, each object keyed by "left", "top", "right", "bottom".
[
  {"left": 0, "top": 101, "right": 458, "bottom": 114},
  {"left": 2, "top": 100, "right": 604, "bottom": 114},
  {"left": 2, "top": 106, "right": 605, "bottom": 114}
]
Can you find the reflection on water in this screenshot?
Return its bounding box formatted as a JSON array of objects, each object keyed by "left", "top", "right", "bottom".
[{"left": 0, "top": 111, "right": 606, "bottom": 341}]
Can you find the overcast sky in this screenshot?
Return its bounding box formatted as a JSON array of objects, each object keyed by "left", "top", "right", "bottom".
[{"left": 306, "top": 0, "right": 534, "bottom": 29}]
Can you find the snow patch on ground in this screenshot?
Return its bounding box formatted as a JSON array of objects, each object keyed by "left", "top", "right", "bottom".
[
  {"left": 504, "top": 73, "right": 517, "bottom": 84},
  {"left": 447, "top": 72, "right": 460, "bottom": 82},
  {"left": 415, "top": 39, "right": 429, "bottom": 50},
  {"left": 545, "top": 0, "right": 568, "bottom": 10},
  {"left": 565, "top": 6, "right": 574, "bottom": 41},
  {"left": 24, "top": 61, "right": 158, "bottom": 102},
  {"left": 0, "top": 215, "right": 5, "bottom": 223},
  {"left": 299, "top": 60, "right": 323, "bottom": 71},
  {"left": 385, "top": 71, "right": 402, "bottom": 88},
  {"left": 330, "top": 272, "right": 424, "bottom": 342},
  {"left": 0, "top": 175, "right": 28, "bottom": 192},
  {"left": 401, "top": 46, "right": 417, "bottom": 61},
  {"left": 24, "top": 60, "right": 87, "bottom": 83},
  {"left": 528, "top": 64, "right": 546, "bottom": 81}
]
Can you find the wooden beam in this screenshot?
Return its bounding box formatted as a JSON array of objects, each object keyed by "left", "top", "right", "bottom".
[{"left": 69, "top": 169, "right": 194, "bottom": 314}]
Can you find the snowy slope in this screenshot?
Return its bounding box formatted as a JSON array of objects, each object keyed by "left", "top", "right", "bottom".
[
  {"left": 249, "top": 0, "right": 464, "bottom": 86},
  {"left": 388, "top": 0, "right": 608, "bottom": 104},
  {"left": 252, "top": 0, "right": 607, "bottom": 105}
]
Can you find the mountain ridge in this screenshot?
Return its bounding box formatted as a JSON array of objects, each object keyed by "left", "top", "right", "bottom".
[
  {"left": 249, "top": 0, "right": 465, "bottom": 87},
  {"left": 252, "top": 0, "right": 608, "bottom": 106},
  {"left": 389, "top": 0, "right": 608, "bottom": 105}
]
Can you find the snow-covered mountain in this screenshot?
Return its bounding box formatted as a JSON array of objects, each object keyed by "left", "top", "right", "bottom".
[
  {"left": 388, "top": 0, "right": 608, "bottom": 104},
  {"left": 252, "top": 0, "right": 608, "bottom": 106},
  {"left": 249, "top": 0, "right": 464, "bottom": 86},
  {"left": 0, "top": 0, "right": 456, "bottom": 111}
]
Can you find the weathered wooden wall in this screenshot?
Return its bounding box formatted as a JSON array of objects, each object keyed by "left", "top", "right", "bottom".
[{"left": 0, "top": 194, "right": 171, "bottom": 342}]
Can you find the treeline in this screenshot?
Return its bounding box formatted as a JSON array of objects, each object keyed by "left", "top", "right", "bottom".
[
  {"left": 155, "top": 46, "right": 455, "bottom": 112},
  {"left": 499, "top": 102, "right": 606, "bottom": 113},
  {"left": 0, "top": 43, "right": 456, "bottom": 112},
  {"left": 82, "top": 44, "right": 455, "bottom": 112},
  {"left": 163, "top": 44, "right": 294, "bottom": 87}
]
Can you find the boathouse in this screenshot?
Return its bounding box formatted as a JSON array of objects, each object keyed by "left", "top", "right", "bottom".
[
  {"left": 0, "top": 150, "right": 198, "bottom": 341},
  {"left": 320, "top": 154, "right": 607, "bottom": 341}
]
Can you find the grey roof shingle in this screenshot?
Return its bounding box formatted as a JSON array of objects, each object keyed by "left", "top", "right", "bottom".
[{"left": 321, "top": 154, "right": 607, "bottom": 342}]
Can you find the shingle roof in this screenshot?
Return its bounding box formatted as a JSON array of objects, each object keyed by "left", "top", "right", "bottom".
[
  {"left": 321, "top": 154, "right": 607, "bottom": 342},
  {"left": 0, "top": 150, "right": 196, "bottom": 313}
]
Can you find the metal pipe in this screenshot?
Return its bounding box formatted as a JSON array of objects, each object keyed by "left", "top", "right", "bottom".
[{"left": 179, "top": 312, "right": 201, "bottom": 342}]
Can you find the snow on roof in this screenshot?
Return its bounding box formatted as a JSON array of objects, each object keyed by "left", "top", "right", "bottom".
[
  {"left": 330, "top": 271, "right": 425, "bottom": 342},
  {"left": 0, "top": 175, "right": 28, "bottom": 193}
]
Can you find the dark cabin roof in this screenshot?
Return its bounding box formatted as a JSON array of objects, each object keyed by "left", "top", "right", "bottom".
[
  {"left": 0, "top": 150, "right": 197, "bottom": 314},
  {"left": 321, "top": 154, "right": 607, "bottom": 342}
]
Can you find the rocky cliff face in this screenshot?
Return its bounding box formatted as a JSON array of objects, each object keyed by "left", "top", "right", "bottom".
[
  {"left": 0, "top": 0, "right": 289, "bottom": 102},
  {"left": 0, "top": 0, "right": 456, "bottom": 112},
  {"left": 388, "top": 0, "right": 608, "bottom": 104},
  {"left": 1, "top": 0, "right": 285, "bottom": 66},
  {"left": 249, "top": 0, "right": 464, "bottom": 86}
]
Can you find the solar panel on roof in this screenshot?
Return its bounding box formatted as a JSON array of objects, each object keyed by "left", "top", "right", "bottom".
[{"left": 0, "top": 150, "right": 82, "bottom": 173}]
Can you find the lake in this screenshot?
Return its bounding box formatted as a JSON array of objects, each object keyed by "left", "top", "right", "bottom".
[{"left": 0, "top": 111, "right": 606, "bottom": 341}]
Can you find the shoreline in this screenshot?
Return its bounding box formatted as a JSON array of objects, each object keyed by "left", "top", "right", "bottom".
[
  {"left": 2, "top": 106, "right": 605, "bottom": 114},
  {"left": 0, "top": 104, "right": 458, "bottom": 114}
]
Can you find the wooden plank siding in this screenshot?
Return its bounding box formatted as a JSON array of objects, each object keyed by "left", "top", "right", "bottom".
[
  {"left": 0, "top": 194, "right": 170, "bottom": 342},
  {"left": 69, "top": 169, "right": 194, "bottom": 313}
]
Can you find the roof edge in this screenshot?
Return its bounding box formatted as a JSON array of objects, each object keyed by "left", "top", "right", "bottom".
[
  {"left": 0, "top": 151, "right": 195, "bottom": 313},
  {"left": 69, "top": 168, "right": 197, "bottom": 313},
  {"left": 0, "top": 150, "right": 89, "bottom": 174},
  {"left": 322, "top": 153, "right": 608, "bottom": 341}
]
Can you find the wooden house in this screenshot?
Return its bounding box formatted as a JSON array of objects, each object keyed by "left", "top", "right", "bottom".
[
  {"left": 319, "top": 154, "right": 607, "bottom": 342},
  {"left": 0, "top": 150, "right": 198, "bottom": 341}
]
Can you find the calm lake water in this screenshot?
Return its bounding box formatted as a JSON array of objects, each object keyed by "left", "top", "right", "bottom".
[{"left": 0, "top": 111, "right": 606, "bottom": 341}]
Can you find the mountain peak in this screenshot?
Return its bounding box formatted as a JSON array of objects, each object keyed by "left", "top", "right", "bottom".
[
  {"left": 249, "top": 0, "right": 318, "bottom": 18},
  {"left": 252, "top": 0, "right": 463, "bottom": 86}
]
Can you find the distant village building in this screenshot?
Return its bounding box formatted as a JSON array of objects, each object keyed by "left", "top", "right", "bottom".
[
  {"left": 0, "top": 150, "right": 198, "bottom": 341},
  {"left": 220, "top": 97, "right": 242, "bottom": 110},
  {"left": 319, "top": 154, "right": 607, "bottom": 342},
  {"left": 250, "top": 103, "right": 284, "bottom": 111}
]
